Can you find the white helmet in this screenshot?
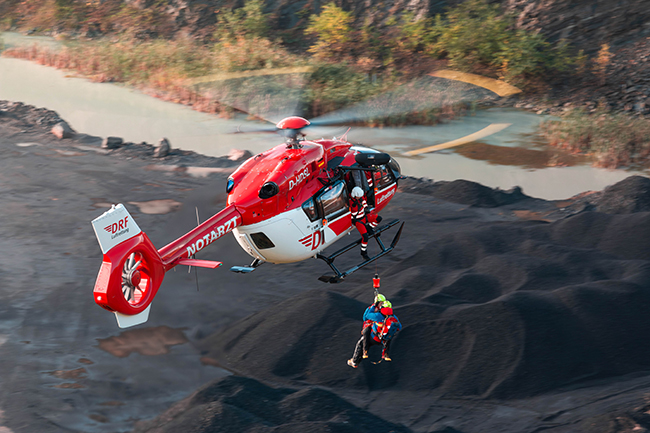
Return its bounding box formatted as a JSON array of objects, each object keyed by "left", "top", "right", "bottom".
[{"left": 351, "top": 187, "right": 364, "bottom": 198}]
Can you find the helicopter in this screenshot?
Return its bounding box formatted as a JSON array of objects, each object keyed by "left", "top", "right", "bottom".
[
  {"left": 91, "top": 115, "right": 404, "bottom": 328},
  {"left": 90, "top": 68, "right": 520, "bottom": 328}
]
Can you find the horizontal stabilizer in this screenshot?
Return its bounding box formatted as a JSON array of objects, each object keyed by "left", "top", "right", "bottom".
[{"left": 177, "top": 258, "right": 223, "bottom": 269}]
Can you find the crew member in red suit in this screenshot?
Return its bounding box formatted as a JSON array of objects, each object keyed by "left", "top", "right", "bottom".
[{"left": 350, "top": 186, "right": 382, "bottom": 260}]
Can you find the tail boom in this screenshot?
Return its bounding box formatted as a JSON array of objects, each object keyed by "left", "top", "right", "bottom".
[
  {"left": 158, "top": 205, "right": 241, "bottom": 269},
  {"left": 92, "top": 204, "right": 242, "bottom": 326}
]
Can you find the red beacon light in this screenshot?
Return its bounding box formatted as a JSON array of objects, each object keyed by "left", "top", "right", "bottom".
[{"left": 276, "top": 116, "right": 311, "bottom": 130}]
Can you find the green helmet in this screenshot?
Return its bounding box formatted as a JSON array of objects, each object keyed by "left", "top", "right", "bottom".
[
  {"left": 382, "top": 301, "right": 392, "bottom": 309},
  {"left": 374, "top": 293, "right": 386, "bottom": 304}
]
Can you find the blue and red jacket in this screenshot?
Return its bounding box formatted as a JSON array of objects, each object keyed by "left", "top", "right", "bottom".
[
  {"left": 362, "top": 306, "right": 402, "bottom": 342},
  {"left": 363, "top": 305, "right": 385, "bottom": 323}
]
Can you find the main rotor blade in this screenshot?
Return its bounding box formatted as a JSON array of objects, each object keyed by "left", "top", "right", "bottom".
[
  {"left": 190, "top": 72, "right": 310, "bottom": 125},
  {"left": 309, "top": 75, "right": 498, "bottom": 127}
]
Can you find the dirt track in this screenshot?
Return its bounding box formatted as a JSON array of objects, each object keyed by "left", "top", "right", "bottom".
[{"left": 3, "top": 101, "right": 650, "bottom": 433}]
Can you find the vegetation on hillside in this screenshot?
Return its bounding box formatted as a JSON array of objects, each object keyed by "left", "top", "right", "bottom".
[
  {"left": 3, "top": 0, "right": 582, "bottom": 81},
  {"left": 541, "top": 109, "right": 650, "bottom": 169},
  {"left": 2, "top": 0, "right": 599, "bottom": 129}
]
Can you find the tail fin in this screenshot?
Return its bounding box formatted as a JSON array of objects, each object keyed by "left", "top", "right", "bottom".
[
  {"left": 91, "top": 204, "right": 164, "bottom": 328},
  {"left": 91, "top": 204, "right": 242, "bottom": 328}
]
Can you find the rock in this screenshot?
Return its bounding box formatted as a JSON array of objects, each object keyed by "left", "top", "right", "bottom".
[
  {"left": 101, "top": 137, "right": 123, "bottom": 149},
  {"left": 153, "top": 138, "right": 171, "bottom": 158},
  {"left": 50, "top": 121, "right": 74, "bottom": 139},
  {"left": 227, "top": 148, "right": 253, "bottom": 162}
]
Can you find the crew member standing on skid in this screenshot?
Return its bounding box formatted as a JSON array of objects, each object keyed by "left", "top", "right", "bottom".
[{"left": 349, "top": 186, "right": 381, "bottom": 260}]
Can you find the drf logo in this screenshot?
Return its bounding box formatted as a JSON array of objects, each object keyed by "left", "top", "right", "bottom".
[
  {"left": 299, "top": 229, "right": 325, "bottom": 250},
  {"left": 289, "top": 167, "right": 310, "bottom": 190},
  {"left": 104, "top": 216, "right": 128, "bottom": 234}
]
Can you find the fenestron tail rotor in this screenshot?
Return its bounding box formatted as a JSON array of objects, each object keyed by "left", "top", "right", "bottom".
[{"left": 121, "top": 252, "right": 144, "bottom": 304}]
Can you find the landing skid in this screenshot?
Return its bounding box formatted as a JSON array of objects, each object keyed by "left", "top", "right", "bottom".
[
  {"left": 230, "top": 258, "right": 264, "bottom": 273},
  {"left": 317, "top": 219, "right": 404, "bottom": 283}
]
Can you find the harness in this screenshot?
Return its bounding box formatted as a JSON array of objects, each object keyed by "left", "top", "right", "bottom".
[{"left": 350, "top": 197, "right": 367, "bottom": 223}]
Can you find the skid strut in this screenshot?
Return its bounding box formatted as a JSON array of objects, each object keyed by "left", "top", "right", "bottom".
[{"left": 317, "top": 219, "right": 404, "bottom": 283}]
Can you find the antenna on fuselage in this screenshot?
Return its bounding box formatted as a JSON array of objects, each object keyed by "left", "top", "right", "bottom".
[{"left": 189, "top": 206, "right": 200, "bottom": 292}]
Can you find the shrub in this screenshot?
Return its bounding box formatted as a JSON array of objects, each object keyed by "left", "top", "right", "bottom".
[
  {"left": 304, "top": 3, "right": 354, "bottom": 60},
  {"left": 302, "top": 63, "right": 387, "bottom": 117},
  {"left": 403, "top": 0, "right": 582, "bottom": 84},
  {"left": 594, "top": 43, "right": 612, "bottom": 85},
  {"left": 392, "top": 12, "right": 437, "bottom": 55},
  {"left": 211, "top": 37, "right": 303, "bottom": 72},
  {"left": 429, "top": 0, "right": 510, "bottom": 70},
  {"left": 540, "top": 109, "right": 650, "bottom": 168},
  {"left": 215, "top": 0, "right": 270, "bottom": 42}
]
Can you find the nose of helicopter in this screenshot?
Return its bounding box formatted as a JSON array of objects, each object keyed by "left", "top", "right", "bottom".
[{"left": 388, "top": 157, "right": 402, "bottom": 179}]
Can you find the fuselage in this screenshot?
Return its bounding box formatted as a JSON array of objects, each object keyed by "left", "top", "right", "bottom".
[{"left": 225, "top": 138, "right": 399, "bottom": 264}]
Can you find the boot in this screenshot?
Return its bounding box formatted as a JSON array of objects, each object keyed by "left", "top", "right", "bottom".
[
  {"left": 361, "top": 251, "right": 370, "bottom": 260},
  {"left": 363, "top": 351, "right": 368, "bottom": 359},
  {"left": 347, "top": 359, "right": 358, "bottom": 368}
]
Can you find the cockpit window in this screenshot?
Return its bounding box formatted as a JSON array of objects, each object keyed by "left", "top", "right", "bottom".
[
  {"left": 301, "top": 197, "right": 319, "bottom": 222},
  {"left": 376, "top": 165, "right": 396, "bottom": 189},
  {"left": 387, "top": 157, "right": 401, "bottom": 179},
  {"left": 317, "top": 181, "right": 349, "bottom": 221}
]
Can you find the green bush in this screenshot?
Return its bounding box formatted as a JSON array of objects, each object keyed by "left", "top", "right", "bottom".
[
  {"left": 215, "top": 0, "right": 270, "bottom": 42},
  {"left": 302, "top": 63, "right": 387, "bottom": 117},
  {"left": 540, "top": 108, "right": 650, "bottom": 168},
  {"left": 392, "top": 12, "right": 437, "bottom": 55},
  {"left": 393, "top": 0, "right": 579, "bottom": 83},
  {"left": 304, "top": 3, "right": 353, "bottom": 60}
]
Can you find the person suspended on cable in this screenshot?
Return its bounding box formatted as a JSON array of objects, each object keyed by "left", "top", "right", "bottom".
[
  {"left": 349, "top": 186, "right": 382, "bottom": 261},
  {"left": 371, "top": 300, "right": 401, "bottom": 361},
  {"left": 347, "top": 294, "right": 401, "bottom": 368}
]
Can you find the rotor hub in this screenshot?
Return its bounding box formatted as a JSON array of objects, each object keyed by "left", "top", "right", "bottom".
[
  {"left": 129, "top": 269, "right": 142, "bottom": 287},
  {"left": 276, "top": 116, "right": 310, "bottom": 130}
]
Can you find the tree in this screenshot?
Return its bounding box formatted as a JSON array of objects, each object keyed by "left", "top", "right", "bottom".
[
  {"left": 215, "top": 0, "right": 270, "bottom": 41},
  {"left": 304, "top": 3, "right": 353, "bottom": 60}
]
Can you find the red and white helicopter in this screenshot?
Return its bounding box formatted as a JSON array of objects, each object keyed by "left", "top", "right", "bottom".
[{"left": 91, "top": 116, "right": 403, "bottom": 328}]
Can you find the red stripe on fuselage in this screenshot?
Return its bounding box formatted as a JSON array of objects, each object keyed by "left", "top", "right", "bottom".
[{"left": 327, "top": 212, "right": 352, "bottom": 236}]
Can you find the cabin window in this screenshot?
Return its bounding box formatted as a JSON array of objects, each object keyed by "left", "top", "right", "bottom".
[
  {"left": 250, "top": 232, "right": 275, "bottom": 249},
  {"left": 301, "top": 197, "right": 319, "bottom": 222},
  {"left": 317, "top": 181, "right": 349, "bottom": 221},
  {"left": 376, "top": 165, "right": 395, "bottom": 189}
]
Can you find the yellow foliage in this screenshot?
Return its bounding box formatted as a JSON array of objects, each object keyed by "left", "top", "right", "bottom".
[
  {"left": 304, "top": 3, "right": 353, "bottom": 60},
  {"left": 594, "top": 43, "right": 612, "bottom": 84}
]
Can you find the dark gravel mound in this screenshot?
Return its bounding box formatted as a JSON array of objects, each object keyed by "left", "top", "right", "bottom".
[
  {"left": 199, "top": 290, "right": 398, "bottom": 390},
  {"left": 399, "top": 178, "right": 530, "bottom": 207},
  {"left": 132, "top": 375, "right": 411, "bottom": 433},
  {"left": 550, "top": 211, "right": 650, "bottom": 260},
  {"left": 203, "top": 209, "right": 650, "bottom": 399},
  {"left": 595, "top": 175, "right": 650, "bottom": 214}
]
